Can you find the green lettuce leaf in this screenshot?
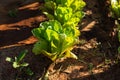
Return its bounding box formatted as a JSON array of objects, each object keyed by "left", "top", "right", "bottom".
[
  {"left": 32, "top": 20, "right": 79, "bottom": 61},
  {"left": 70, "top": 0, "right": 86, "bottom": 12},
  {"left": 110, "top": 0, "right": 120, "bottom": 18},
  {"left": 55, "top": 6, "right": 73, "bottom": 24},
  {"left": 32, "top": 40, "right": 48, "bottom": 55}
]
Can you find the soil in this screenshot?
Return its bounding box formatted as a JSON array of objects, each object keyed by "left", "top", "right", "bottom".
[{"left": 0, "top": 0, "right": 120, "bottom": 80}]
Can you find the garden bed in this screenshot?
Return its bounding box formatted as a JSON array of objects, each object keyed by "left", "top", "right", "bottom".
[{"left": 0, "top": 0, "right": 120, "bottom": 80}]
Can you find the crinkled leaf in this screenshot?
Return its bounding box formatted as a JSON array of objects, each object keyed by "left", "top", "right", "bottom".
[
  {"left": 44, "top": 28, "right": 59, "bottom": 41},
  {"left": 32, "top": 28, "right": 44, "bottom": 40},
  {"left": 41, "top": 21, "right": 62, "bottom": 41},
  {"left": 63, "top": 25, "right": 80, "bottom": 38},
  {"left": 72, "top": 11, "right": 85, "bottom": 21},
  {"left": 55, "top": 6, "right": 73, "bottom": 24},
  {"left": 110, "top": 0, "right": 120, "bottom": 18},
  {"left": 63, "top": 11, "right": 84, "bottom": 28},
  {"left": 40, "top": 20, "right": 62, "bottom": 32},
  {"left": 70, "top": 0, "right": 86, "bottom": 12}
]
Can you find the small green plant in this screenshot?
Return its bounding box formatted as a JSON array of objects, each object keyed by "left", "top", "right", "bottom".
[
  {"left": 8, "top": 9, "right": 18, "bottom": 17},
  {"left": 6, "top": 50, "right": 29, "bottom": 68},
  {"left": 6, "top": 50, "right": 33, "bottom": 79}
]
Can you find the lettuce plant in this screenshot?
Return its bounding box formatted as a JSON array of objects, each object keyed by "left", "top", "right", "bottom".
[
  {"left": 32, "top": 20, "right": 79, "bottom": 61},
  {"left": 110, "top": 0, "right": 120, "bottom": 18},
  {"left": 110, "top": 0, "right": 120, "bottom": 53},
  {"left": 42, "top": 0, "right": 86, "bottom": 23},
  {"left": 32, "top": 0, "right": 86, "bottom": 61}
]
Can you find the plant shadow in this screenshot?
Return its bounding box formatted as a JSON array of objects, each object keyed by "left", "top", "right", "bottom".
[
  {"left": 70, "top": 61, "right": 120, "bottom": 80},
  {"left": 0, "top": 25, "right": 35, "bottom": 47}
]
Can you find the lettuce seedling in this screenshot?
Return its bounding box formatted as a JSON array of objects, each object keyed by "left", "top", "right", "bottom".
[
  {"left": 6, "top": 50, "right": 29, "bottom": 68},
  {"left": 110, "top": 0, "right": 120, "bottom": 18},
  {"left": 32, "top": 20, "right": 79, "bottom": 61},
  {"left": 6, "top": 50, "right": 34, "bottom": 78}
]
